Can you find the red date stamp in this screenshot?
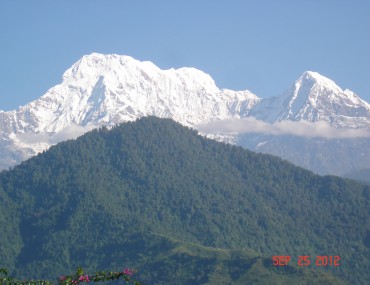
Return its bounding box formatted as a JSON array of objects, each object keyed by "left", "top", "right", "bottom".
[{"left": 272, "top": 255, "right": 340, "bottom": 267}]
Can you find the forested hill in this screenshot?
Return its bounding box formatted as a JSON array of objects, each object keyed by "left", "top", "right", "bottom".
[{"left": 0, "top": 116, "right": 369, "bottom": 284}]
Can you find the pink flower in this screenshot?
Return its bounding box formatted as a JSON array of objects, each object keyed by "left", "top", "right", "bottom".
[
  {"left": 123, "top": 268, "right": 134, "bottom": 276},
  {"left": 78, "top": 275, "right": 90, "bottom": 282}
]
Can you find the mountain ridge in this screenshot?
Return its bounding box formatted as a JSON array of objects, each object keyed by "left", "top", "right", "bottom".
[
  {"left": 0, "top": 53, "right": 369, "bottom": 172},
  {"left": 250, "top": 70, "right": 370, "bottom": 126},
  {"left": 0, "top": 116, "right": 367, "bottom": 284}
]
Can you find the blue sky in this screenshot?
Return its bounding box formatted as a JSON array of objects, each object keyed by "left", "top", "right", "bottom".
[{"left": 0, "top": 0, "right": 369, "bottom": 111}]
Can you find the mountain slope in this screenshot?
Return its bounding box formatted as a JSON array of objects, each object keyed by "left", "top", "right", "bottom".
[
  {"left": 239, "top": 71, "right": 370, "bottom": 175},
  {"left": 134, "top": 233, "right": 348, "bottom": 285},
  {"left": 250, "top": 71, "right": 370, "bottom": 127},
  {"left": 344, "top": 167, "right": 370, "bottom": 184},
  {"left": 238, "top": 134, "right": 370, "bottom": 175},
  {"left": 0, "top": 53, "right": 259, "bottom": 169},
  {"left": 0, "top": 117, "right": 368, "bottom": 284}
]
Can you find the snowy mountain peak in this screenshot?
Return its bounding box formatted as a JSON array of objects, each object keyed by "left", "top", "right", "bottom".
[
  {"left": 293, "top": 71, "right": 370, "bottom": 116},
  {"left": 250, "top": 71, "right": 370, "bottom": 127},
  {"left": 0, "top": 53, "right": 261, "bottom": 169},
  {"left": 295, "top": 71, "right": 342, "bottom": 95},
  {"left": 301, "top": 70, "right": 332, "bottom": 81},
  {"left": 287, "top": 71, "right": 343, "bottom": 111},
  {"left": 63, "top": 53, "right": 154, "bottom": 84},
  {"left": 300, "top": 70, "right": 325, "bottom": 81},
  {"left": 60, "top": 53, "right": 222, "bottom": 98}
]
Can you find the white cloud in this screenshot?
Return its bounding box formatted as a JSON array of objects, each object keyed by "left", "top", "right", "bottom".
[
  {"left": 16, "top": 124, "right": 98, "bottom": 145},
  {"left": 16, "top": 133, "right": 49, "bottom": 144},
  {"left": 49, "top": 124, "right": 97, "bottom": 144},
  {"left": 197, "top": 117, "right": 370, "bottom": 139}
]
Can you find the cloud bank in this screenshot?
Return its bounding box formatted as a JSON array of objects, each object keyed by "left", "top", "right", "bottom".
[
  {"left": 197, "top": 117, "right": 370, "bottom": 139},
  {"left": 16, "top": 124, "right": 98, "bottom": 145},
  {"left": 49, "top": 124, "right": 97, "bottom": 144}
]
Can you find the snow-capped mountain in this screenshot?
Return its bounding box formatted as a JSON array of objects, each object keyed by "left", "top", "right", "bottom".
[
  {"left": 0, "top": 53, "right": 259, "bottom": 169},
  {"left": 242, "top": 71, "right": 370, "bottom": 176},
  {"left": 250, "top": 71, "right": 370, "bottom": 128},
  {"left": 0, "top": 53, "right": 369, "bottom": 174},
  {"left": 1, "top": 53, "right": 259, "bottom": 133}
]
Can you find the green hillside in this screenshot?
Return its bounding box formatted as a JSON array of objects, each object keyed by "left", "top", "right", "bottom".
[
  {"left": 134, "top": 232, "right": 350, "bottom": 285},
  {"left": 0, "top": 117, "right": 368, "bottom": 284}
]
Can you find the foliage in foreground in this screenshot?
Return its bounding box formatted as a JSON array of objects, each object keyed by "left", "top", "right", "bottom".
[{"left": 0, "top": 268, "right": 141, "bottom": 285}]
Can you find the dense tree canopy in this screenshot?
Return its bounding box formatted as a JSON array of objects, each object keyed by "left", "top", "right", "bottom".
[{"left": 0, "top": 117, "right": 368, "bottom": 284}]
